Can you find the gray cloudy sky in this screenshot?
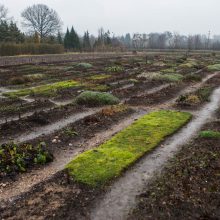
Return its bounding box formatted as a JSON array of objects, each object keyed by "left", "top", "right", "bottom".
[{"left": 1, "top": 0, "right": 219, "bottom": 36}]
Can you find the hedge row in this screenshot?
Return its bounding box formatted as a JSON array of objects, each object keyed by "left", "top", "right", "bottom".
[{"left": 0, "top": 43, "right": 64, "bottom": 56}]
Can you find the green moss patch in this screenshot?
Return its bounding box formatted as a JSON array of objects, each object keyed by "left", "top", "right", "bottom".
[
  {"left": 207, "top": 64, "right": 220, "bottom": 72},
  {"left": 75, "top": 91, "right": 119, "bottom": 107},
  {"left": 4, "top": 80, "right": 81, "bottom": 97},
  {"left": 199, "top": 130, "right": 220, "bottom": 138},
  {"left": 88, "top": 74, "right": 111, "bottom": 80},
  {"left": 66, "top": 110, "right": 191, "bottom": 187},
  {"left": 179, "top": 60, "right": 198, "bottom": 69}
]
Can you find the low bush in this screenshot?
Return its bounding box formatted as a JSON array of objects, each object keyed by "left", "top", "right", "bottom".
[
  {"left": 76, "top": 63, "right": 93, "bottom": 69},
  {"left": 176, "top": 87, "right": 212, "bottom": 106},
  {"left": 101, "top": 104, "right": 128, "bottom": 116},
  {"left": 0, "top": 142, "right": 53, "bottom": 176},
  {"left": 10, "top": 74, "right": 45, "bottom": 85},
  {"left": 207, "top": 64, "right": 220, "bottom": 72},
  {"left": 105, "top": 66, "right": 124, "bottom": 72},
  {"left": 0, "top": 43, "right": 64, "bottom": 56},
  {"left": 75, "top": 91, "right": 119, "bottom": 107},
  {"left": 183, "top": 73, "right": 202, "bottom": 82}
]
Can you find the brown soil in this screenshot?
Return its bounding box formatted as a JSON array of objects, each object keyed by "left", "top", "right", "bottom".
[{"left": 127, "top": 83, "right": 187, "bottom": 106}]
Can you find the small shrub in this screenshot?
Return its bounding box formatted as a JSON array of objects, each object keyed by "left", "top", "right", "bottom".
[
  {"left": 197, "top": 87, "right": 212, "bottom": 102},
  {"left": 10, "top": 74, "right": 45, "bottom": 85},
  {"left": 75, "top": 91, "right": 119, "bottom": 107},
  {"left": 101, "top": 104, "right": 128, "bottom": 116},
  {"left": 183, "top": 73, "right": 202, "bottom": 82},
  {"left": 105, "top": 66, "right": 124, "bottom": 72},
  {"left": 62, "top": 128, "right": 78, "bottom": 137},
  {"left": 207, "top": 64, "right": 220, "bottom": 72},
  {"left": 0, "top": 142, "right": 53, "bottom": 176},
  {"left": 177, "top": 94, "right": 200, "bottom": 105},
  {"left": 199, "top": 130, "right": 220, "bottom": 138},
  {"left": 186, "top": 95, "right": 201, "bottom": 104},
  {"left": 76, "top": 63, "right": 93, "bottom": 69}
]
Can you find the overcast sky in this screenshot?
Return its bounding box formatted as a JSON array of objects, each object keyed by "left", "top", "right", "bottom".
[{"left": 1, "top": 0, "right": 219, "bottom": 36}]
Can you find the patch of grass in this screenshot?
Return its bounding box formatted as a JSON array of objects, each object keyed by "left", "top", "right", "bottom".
[
  {"left": 17, "top": 65, "right": 50, "bottom": 74},
  {"left": 179, "top": 60, "right": 198, "bottom": 69},
  {"left": 161, "top": 68, "right": 176, "bottom": 74},
  {"left": 161, "top": 73, "right": 183, "bottom": 82},
  {"left": 88, "top": 74, "right": 111, "bottom": 80},
  {"left": 105, "top": 66, "right": 124, "bottom": 72},
  {"left": 138, "top": 72, "right": 183, "bottom": 82},
  {"left": 66, "top": 110, "right": 192, "bottom": 187},
  {"left": 207, "top": 64, "right": 220, "bottom": 72},
  {"left": 4, "top": 80, "right": 81, "bottom": 98},
  {"left": 89, "top": 84, "right": 110, "bottom": 92},
  {"left": 199, "top": 130, "right": 220, "bottom": 138},
  {"left": 75, "top": 91, "right": 119, "bottom": 107},
  {"left": 76, "top": 63, "right": 93, "bottom": 69}
]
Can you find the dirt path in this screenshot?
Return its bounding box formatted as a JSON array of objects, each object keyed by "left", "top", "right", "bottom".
[{"left": 90, "top": 86, "right": 220, "bottom": 220}]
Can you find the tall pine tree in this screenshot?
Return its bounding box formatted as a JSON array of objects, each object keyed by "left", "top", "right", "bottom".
[
  {"left": 57, "top": 31, "right": 63, "bottom": 44},
  {"left": 69, "top": 26, "right": 81, "bottom": 50},
  {"left": 64, "top": 28, "right": 70, "bottom": 49},
  {"left": 82, "top": 31, "right": 91, "bottom": 51}
]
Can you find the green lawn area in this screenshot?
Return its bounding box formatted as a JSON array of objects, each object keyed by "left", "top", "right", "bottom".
[
  {"left": 66, "top": 110, "right": 192, "bottom": 187},
  {"left": 4, "top": 80, "right": 81, "bottom": 97},
  {"left": 207, "top": 64, "right": 220, "bottom": 72},
  {"left": 199, "top": 130, "right": 220, "bottom": 138}
]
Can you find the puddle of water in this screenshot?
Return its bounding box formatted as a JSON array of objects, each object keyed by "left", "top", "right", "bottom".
[{"left": 90, "top": 86, "right": 220, "bottom": 220}]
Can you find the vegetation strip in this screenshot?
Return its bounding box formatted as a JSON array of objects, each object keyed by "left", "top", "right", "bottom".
[
  {"left": 3, "top": 80, "right": 81, "bottom": 97},
  {"left": 66, "top": 110, "right": 192, "bottom": 187}
]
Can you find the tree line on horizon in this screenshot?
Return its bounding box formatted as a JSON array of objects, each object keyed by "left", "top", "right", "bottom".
[{"left": 1, "top": 3, "right": 220, "bottom": 56}]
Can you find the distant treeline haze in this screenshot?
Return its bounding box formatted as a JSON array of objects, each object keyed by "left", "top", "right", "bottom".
[{"left": 0, "top": 3, "right": 220, "bottom": 56}]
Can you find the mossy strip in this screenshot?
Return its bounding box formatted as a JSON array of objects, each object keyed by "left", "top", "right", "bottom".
[
  {"left": 4, "top": 80, "right": 81, "bottom": 97},
  {"left": 66, "top": 110, "right": 192, "bottom": 187}
]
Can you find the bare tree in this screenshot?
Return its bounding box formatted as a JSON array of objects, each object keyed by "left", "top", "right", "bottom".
[
  {"left": 21, "top": 4, "right": 62, "bottom": 39},
  {"left": 0, "top": 4, "right": 8, "bottom": 21}
]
